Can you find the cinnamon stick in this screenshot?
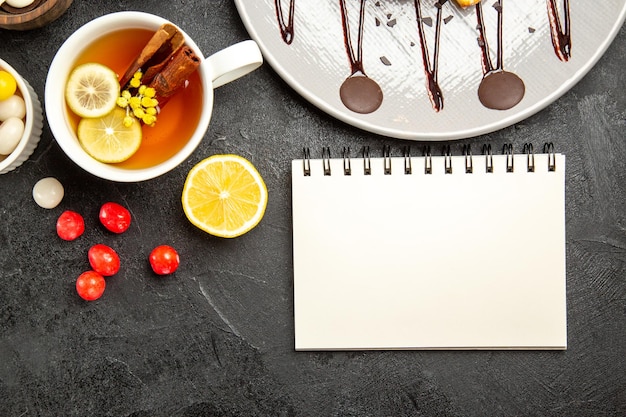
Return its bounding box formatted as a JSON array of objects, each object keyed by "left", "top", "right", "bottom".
[
  {"left": 119, "top": 23, "right": 185, "bottom": 87},
  {"left": 148, "top": 46, "right": 201, "bottom": 107}
]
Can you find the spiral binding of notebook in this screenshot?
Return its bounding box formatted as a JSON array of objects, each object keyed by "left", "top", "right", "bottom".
[
  {"left": 291, "top": 142, "right": 566, "bottom": 350},
  {"left": 300, "top": 142, "right": 557, "bottom": 177}
]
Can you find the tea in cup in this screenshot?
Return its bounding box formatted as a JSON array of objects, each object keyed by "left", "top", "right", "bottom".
[{"left": 45, "top": 11, "right": 263, "bottom": 182}]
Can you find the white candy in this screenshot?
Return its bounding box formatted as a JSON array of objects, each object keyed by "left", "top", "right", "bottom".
[
  {"left": 33, "top": 177, "right": 65, "bottom": 209},
  {"left": 0, "top": 0, "right": 36, "bottom": 8},
  {"left": 0, "top": 117, "right": 24, "bottom": 155},
  {"left": 0, "top": 95, "right": 26, "bottom": 121}
]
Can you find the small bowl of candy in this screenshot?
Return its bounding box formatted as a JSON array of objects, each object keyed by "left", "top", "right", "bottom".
[
  {"left": 0, "top": 0, "right": 73, "bottom": 31},
  {"left": 0, "top": 58, "right": 43, "bottom": 174}
]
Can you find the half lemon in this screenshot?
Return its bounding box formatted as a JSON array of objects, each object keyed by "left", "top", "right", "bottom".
[
  {"left": 66, "top": 63, "right": 120, "bottom": 118},
  {"left": 182, "top": 154, "right": 268, "bottom": 238},
  {"left": 77, "top": 107, "right": 142, "bottom": 163}
]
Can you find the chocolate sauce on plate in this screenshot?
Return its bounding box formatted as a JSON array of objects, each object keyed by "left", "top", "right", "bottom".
[
  {"left": 272, "top": 0, "right": 572, "bottom": 114},
  {"left": 275, "top": 0, "right": 295, "bottom": 45},
  {"left": 546, "top": 0, "right": 571, "bottom": 61},
  {"left": 413, "top": 0, "right": 446, "bottom": 112},
  {"left": 338, "top": 0, "right": 383, "bottom": 114},
  {"left": 475, "top": 0, "right": 525, "bottom": 110}
]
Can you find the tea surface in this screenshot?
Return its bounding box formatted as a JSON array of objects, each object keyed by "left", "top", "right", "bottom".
[{"left": 68, "top": 28, "right": 204, "bottom": 169}]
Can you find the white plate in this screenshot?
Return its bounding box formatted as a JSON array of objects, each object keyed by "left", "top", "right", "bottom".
[{"left": 235, "top": 0, "right": 626, "bottom": 140}]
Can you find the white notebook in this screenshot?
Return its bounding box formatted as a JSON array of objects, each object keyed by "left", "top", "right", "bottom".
[{"left": 291, "top": 145, "right": 567, "bottom": 350}]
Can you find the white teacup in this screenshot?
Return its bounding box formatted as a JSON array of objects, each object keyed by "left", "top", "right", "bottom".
[{"left": 45, "top": 11, "right": 263, "bottom": 182}]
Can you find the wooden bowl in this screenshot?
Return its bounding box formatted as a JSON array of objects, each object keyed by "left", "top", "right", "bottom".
[{"left": 0, "top": 0, "right": 73, "bottom": 31}]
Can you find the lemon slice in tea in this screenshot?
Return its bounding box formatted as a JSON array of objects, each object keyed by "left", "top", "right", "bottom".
[
  {"left": 77, "top": 107, "right": 142, "bottom": 163},
  {"left": 182, "top": 155, "right": 268, "bottom": 238},
  {"left": 66, "top": 63, "right": 120, "bottom": 118}
]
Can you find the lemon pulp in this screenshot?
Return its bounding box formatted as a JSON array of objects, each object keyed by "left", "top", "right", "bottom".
[
  {"left": 182, "top": 154, "right": 268, "bottom": 238},
  {"left": 65, "top": 63, "right": 120, "bottom": 118},
  {"left": 77, "top": 107, "right": 142, "bottom": 163}
]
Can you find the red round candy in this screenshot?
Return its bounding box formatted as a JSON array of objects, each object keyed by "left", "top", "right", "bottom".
[
  {"left": 149, "top": 245, "right": 180, "bottom": 275},
  {"left": 99, "top": 202, "right": 131, "bottom": 234},
  {"left": 56, "top": 210, "right": 85, "bottom": 241},
  {"left": 76, "top": 271, "right": 106, "bottom": 301},
  {"left": 88, "top": 244, "right": 120, "bottom": 276}
]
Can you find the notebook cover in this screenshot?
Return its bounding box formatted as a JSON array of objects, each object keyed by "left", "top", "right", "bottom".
[{"left": 291, "top": 153, "right": 567, "bottom": 350}]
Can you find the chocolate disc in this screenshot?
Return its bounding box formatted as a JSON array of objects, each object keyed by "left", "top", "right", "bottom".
[
  {"left": 340, "top": 75, "right": 383, "bottom": 114},
  {"left": 478, "top": 71, "right": 525, "bottom": 110}
]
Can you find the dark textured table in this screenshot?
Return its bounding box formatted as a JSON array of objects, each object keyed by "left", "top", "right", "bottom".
[{"left": 1, "top": 1, "right": 625, "bottom": 416}]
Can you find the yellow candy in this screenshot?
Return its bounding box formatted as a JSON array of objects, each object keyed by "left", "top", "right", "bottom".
[
  {"left": 456, "top": 0, "right": 481, "bottom": 7},
  {"left": 0, "top": 70, "right": 17, "bottom": 101}
]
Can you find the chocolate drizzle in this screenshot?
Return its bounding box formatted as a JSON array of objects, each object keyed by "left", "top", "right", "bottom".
[
  {"left": 475, "top": 1, "right": 525, "bottom": 110},
  {"left": 338, "top": 0, "right": 383, "bottom": 114},
  {"left": 546, "top": 0, "right": 571, "bottom": 61},
  {"left": 413, "top": 0, "right": 446, "bottom": 112},
  {"left": 271, "top": 0, "right": 572, "bottom": 114},
  {"left": 275, "top": 0, "right": 295, "bottom": 44}
]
